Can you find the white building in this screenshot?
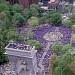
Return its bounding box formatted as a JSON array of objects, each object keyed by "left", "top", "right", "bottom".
[{"left": 5, "top": 42, "right": 38, "bottom": 75}]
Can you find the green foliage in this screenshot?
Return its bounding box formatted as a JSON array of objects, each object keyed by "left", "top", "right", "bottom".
[
  {"left": 70, "top": 13, "right": 75, "bottom": 22},
  {"left": 52, "top": 52, "right": 74, "bottom": 75},
  {"left": 52, "top": 44, "right": 74, "bottom": 75},
  {"left": 26, "top": 30, "right": 33, "bottom": 39},
  {"left": 51, "top": 41, "right": 74, "bottom": 75},
  {"left": 0, "top": 51, "right": 8, "bottom": 65},
  {"left": 12, "top": 4, "right": 23, "bottom": 13},
  {"left": 0, "top": 1, "right": 25, "bottom": 64},
  {"left": 28, "top": 16, "right": 39, "bottom": 28},
  {"left": 13, "top": 13, "right": 25, "bottom": 25},
  {"left": 39, "top": 16, "right": 46, "bottom": 24},
  {"left": 0, "top": 26, "right": 8, "bottom": 51},
  {"left": 71, "top": 34, "right": 75, "bottom": 43},
  {"left": 22, "top": 8, "right": 30, "bottom": 19},
  {"left": 62, "top": 19, "right": 72, "bottom": 27},
  {"left": 3, "top": 17, "right": 12, "bottom": 29},
  {"left": 0, "top": 12, "right": 12, "bottom": 29},
  {"left": 30, "top": 4, "right": 45, "bottom": 17},
  {"left": 61, "top": 44, "right": 73, "bottom": 54},
  {"left": 30, "top": 4, "right": 39, "bottom": 9},
  {"left": 64, "top": 4, "right": 73, "bottom": 13},
  {"left": 0, "top": 12, "right": 7, "bottom": 20},
  {"left": 58, "top": 53, "right": 73, "bottom": 71},
  {"left": 3, "top": 10, "right": 12, "bottom": 20},
  {"left": 0, "top": 0, "right": 6, "bottom": 3},
  {"left": 26, "top": 40, "right": 42, "bottom": 50},
  {"left": 0, "top": 3, "right": 9, "bottom": 12},
  {"left": 6, "top": 29, "right": 22, "bottom": 41},
  {"left": 37, "top": 7, "right": 45, "bottom": 16},
  {"left": 30, "top": 4, "right": 44, "bottom": 13},
  {"left": 72, "top": 25, "right": 75, "bottom": 32},
  {"left": 53, "top": 67, "right": 62, "bottom": 75},
  {"left": 46, "top": 11, "right": 62, "bottom": 25},
  {"left": 69, "top": 11, "right": 75, "bottom": 25},
  {"left": 22, "top": 4, "right": 45, "bottom": 19},
  {"left": 51, "top": 42, "right": 73, "bottom": 55},
  {"left": 30, "top": 7, "right": 39, "bottom": 17},
  {"left": 53, "top": 66, "right": 74, "bottom": 75},
  {"left": 51, "top": 42, "right": 62, "bottom": 55}
]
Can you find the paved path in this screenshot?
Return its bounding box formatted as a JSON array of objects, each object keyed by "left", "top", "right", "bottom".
[{"left": 38, "top": 42, "right": 53, "bottom": 72}]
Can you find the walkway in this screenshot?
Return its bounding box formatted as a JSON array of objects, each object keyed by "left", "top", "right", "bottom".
[{"left": 38, "top": 42, "right": 53, "bottom": 72}]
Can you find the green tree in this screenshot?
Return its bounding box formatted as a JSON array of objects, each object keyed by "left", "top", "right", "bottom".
[
  {"left": 62, "top": 19, "right": 72, "bottom": 27},
  {"left": 47, "top": 11, "right": 62, "bottom": 25},
  {"left": 51, "top": 42, "right": 62, "bottom": 55},
  {"left": 0, "top": 26, "right": 7, "bottom": 51},
  {"left": 0, "top": 0, "right": 6, "bottom": 3},
  {"left": 0, "top": 51, "right": 8, "bottom": 65},
  {"left": 26, "top": 30, "right": 33, "bottom": 39},
  {"left": 30, "top": 7, "right": 39, "bottom": 17},
  {"left": 3, "top": 10, "right": 12, "bottom": 20},
  {"left": 0, "top": 29, "right": 4, "bottom": 50},
  {"left": 54, "top": 67, "right": 62, "bottom": 75},
  {"left": 28, "top": 16, "right": 39, "bottom": 28},
  {"left": 39, "top": 16, "right": 46, "bottom": 24},
  {"left": 65, "top": 4, "right": 73, "bottom": 13},
  {"left": 30, "top": 4, "right": 44, "bottom": 17},
  {"left": 58, "top": 53, "right": 73, "bottom": 73},
  {"left": 0, "top": 3, "right": 9, "bottom": 12},
  {"left": 12, "top": 13, "right": 25, "bottom": 26},
  {"left": 12, "top": 4, "right": 23, "bottom": 13},
  {"left": 6, "top": 29, "right": 22, "bottom": 41},
  {"left": 61, "top": 44, "right": 73, "bottom": 54},
  {"left": 30, "top": 4, "right": 39, "bottom": 9},
  {"left": 72, "top": 25, "right": 75, "bottom": 32},
  {"left": 22, "top": 8, "right": 30, "bottom": 19},
  {"left": 3, "top": 17, "right": 12, "bottom": 29},
  {"left": 26, "top": 40, "right": 42, "bottom": 50},
  {"left": 69, "top": 11, "right": 75, "bottom": 24},
  {"left": 52, "top": 45, "right": 75, "bottom": 75},
  {"left": 0, "top": 12, "right": 7, "bottom": 20}
]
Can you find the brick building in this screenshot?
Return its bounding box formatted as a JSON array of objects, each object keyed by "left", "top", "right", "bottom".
[
  {"left": 48, "top": 0, "right": 59, "bottom": 10},
  {"left": 6, "top": 0, "right": 38, "bottom": 7}
]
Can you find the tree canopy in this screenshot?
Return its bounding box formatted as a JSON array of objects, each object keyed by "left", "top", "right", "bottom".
[
  {"left": 28, "top": 16, "right": 39, "bottom": 28},
  {"left": 12, "top": 13, "right": 25, "bottom": 26},
  {"left": 0, "top": 3, "right": 9, "bottom": 12},
  {"left": 26, "top": 40, "right": 42, "bottom": 50},
  {"left": 51, "top": 42, "right": 62, "bottom": 55},
  {"left": 12, "top": 4, "right": 23, "bottom": 13},
  {"left": 47, "top": 11, "right": 62, "bottom": 26},
  {"left": 62, "top": 19, "right": 72, "bottom": 27}
]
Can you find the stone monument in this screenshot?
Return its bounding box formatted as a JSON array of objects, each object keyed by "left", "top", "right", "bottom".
[{"left": 5, "top": 42, "right": 38, "bottom": 75}]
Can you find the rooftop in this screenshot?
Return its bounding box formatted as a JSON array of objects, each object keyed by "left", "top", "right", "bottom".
[
  {"left": 48, "top": 0, "right": 56, "bottom": 3},
  {"left": 5, "top": 42, "right": 37, "bottom": 58},
  {"left": 5, "top": 42, "right": 33, "bottom": 51}
]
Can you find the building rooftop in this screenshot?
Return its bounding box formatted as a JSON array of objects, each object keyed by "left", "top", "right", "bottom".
[
  {"left": 5, "top": 42, "right": 37, "bottom": 58},
  {"left": 48, "top": 0, "right": 56, "bottom": 3},
  {"left": 5, "top": 42, "right": 33, "bottom": 51}
]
